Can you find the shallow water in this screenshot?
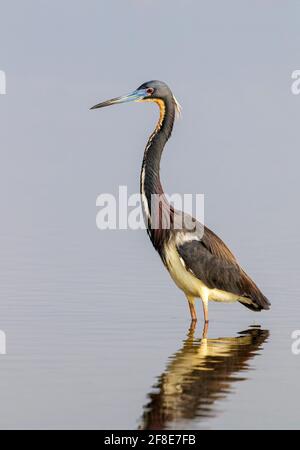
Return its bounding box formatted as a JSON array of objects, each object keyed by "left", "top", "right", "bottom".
[
  {"left": 140, "top": 325, "right": 270, "bottom": 430},
  {"left": 0, "top": 224, "right": 299, "bottom": 429}
]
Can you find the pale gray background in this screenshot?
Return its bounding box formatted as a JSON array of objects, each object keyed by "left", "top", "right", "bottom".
[{"left": 0, "top": 0, "right": 299, "bottom": 429}]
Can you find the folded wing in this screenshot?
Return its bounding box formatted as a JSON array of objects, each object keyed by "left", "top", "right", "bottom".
[{"left": 177, "top": 226, "right": 270, "bottom": 311}]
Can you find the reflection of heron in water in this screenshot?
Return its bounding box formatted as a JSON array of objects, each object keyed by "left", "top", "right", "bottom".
[{"left": 140, "top": 324, "right": 269, "bottom": 430}]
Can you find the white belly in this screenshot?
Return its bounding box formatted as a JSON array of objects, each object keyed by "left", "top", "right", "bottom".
[{"left": 164, "top": 241, "right": 241, "bottom": 303}]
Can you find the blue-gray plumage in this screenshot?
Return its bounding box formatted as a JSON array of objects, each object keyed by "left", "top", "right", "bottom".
[{"left": 91, "top": 80, "right": 271, "bottom": 323}]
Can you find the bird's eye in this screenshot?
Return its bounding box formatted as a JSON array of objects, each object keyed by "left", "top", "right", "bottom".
[{"left": 146, "top": 88, "right": 154, "bottom": 95}]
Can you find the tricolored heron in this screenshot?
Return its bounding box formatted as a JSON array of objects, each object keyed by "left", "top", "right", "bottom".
[{"left": 91, "top": 80, "right": 271, "bottom": 323}]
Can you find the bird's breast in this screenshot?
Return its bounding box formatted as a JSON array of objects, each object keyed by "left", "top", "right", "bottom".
[
  {"left": 163, "top": 239, "right": 241, "bottom": 304},
  {"left": 163, "top": 240, "right": 208, "bottom": 298}
]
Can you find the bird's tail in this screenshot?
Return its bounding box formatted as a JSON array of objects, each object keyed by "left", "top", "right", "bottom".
[
  {"left": 239, "top": 271, "right": 271, "bottom": 312},
  {"left": 239, "top": 296, "right": 270, "bottom": 312}
]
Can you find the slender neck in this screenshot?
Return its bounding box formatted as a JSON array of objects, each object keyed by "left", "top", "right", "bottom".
[
  {"left": 140, "top": 98, "right": 175, "bottom": 205},
  {"left": 140, "top": 97, "right": 176, "bottom": 248}
]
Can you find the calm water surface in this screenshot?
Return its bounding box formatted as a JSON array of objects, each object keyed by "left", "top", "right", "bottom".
[{"left": 0, "top": 222, "right": 299, "bottom": 429}]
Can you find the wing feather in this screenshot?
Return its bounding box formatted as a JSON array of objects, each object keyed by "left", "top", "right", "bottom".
[{"left": 177, "top": 226, "right": 270, "bottom": 311}]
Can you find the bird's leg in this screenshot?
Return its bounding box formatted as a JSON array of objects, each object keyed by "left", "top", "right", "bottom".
[
  {"left": 186, "top": 320, "right": 197, "bottom": 340},
  {"left": 202, "top": 320, "right": 209, "bottom": 339},
  {"left": 186, "top": 295, "right": 197, "bottom": 322},
  {"left": 201, "top": 294, "right": 209, "bottom": 324}
]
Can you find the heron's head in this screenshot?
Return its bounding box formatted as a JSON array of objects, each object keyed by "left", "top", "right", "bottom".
[{"left": 90, "top": 80, "right": 181, "bottom": 115}]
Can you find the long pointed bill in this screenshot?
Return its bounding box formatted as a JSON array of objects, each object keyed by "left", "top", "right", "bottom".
[{"left": 90, "top": 89, "right": 148, "bottom": 110}]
